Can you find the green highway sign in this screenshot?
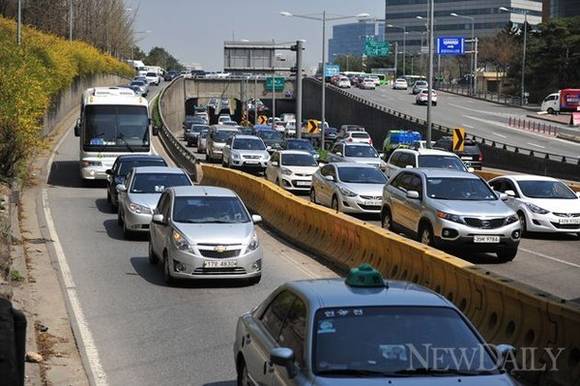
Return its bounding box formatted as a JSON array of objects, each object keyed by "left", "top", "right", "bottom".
[
  {"left": 265, "top": 77, "right": 285, "bottom": 92},
  {"left": 364, "top": 37, "right": 390, "bottom": 57}
]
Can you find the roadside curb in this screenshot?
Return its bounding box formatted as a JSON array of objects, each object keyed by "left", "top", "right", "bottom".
[
  {"left": 557, "top": 132, "right": 580, "bottom": 144},
  {"left": 526, "top": 113, "right": 572, "bottom": 126}
]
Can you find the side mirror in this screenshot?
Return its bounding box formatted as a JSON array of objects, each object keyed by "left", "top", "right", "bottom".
[
  {"left": 252, "top": 214, "right": 262, "bottom": 223},
  {"left": 105, "top": 169, "right": 113, "bottom": 175},
  {"left": 116, "top": 184, "right": 127, "bottom": 193},
  {"left": 270, "top": 347, "right": 297, "bottom": 379},
  {"left": 495, "top": 344, "right": 517, "bottom": 372},
  {"left": 271, "top": 161, "right": 279, "bottom": 167},
  {"left": 504, "top": 190, "right": 516, "bottom": 198},
  {"left": 335, "top": 152, "right": 342, "bottom": 156},
  {"left": 74, "top": 118, "right": 81, "bottom": 137},
  {"left": 267, "top": 146, "right": 272, "bottom": 151},
  {"left": 467, "top": 167, "right": 475, "bottom": 173},
  {"left": 405, "top": 165, "right": 414, "bottom": 169},
  {"left": 152, "top": 124, "right": 159, "bottom": 136},
  {"left": 379, "top": 153, "right": 385, "bottom": 159},
  {"left": 152, "top": 214, "right": 166, "bottom": 225},
  {"left": 406, "top": 190, "right": 420, "bottom": 200},
  {"left": 575, "top": 191, "right": 580, "bottom": 199},
  {"left": 324, "top": 175, "right": 335, "bottom": 182},
  {"left": 499, "top": 193, "right": 509, "bottom": 201}
]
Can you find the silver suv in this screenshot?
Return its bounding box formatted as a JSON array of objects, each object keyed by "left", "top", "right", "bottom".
[
  {"left": 384, "top": 148, "right": 470, "bottom": 180},
  {"left": 206, "top": 125, "right": 239, "bottom": 163},
  {"left": 328, "top": 142, "right": 386, "bottom": 170},
  {"left": 222, "top": 135, "right": 270, "bottom": 171},
  {"left": 149, "top": 186, "right": 263, "bottom": 285},
  {"left": 381, "top": 169, "right": 521, "bottom": 261}
]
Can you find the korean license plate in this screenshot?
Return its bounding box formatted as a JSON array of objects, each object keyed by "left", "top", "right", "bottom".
[
  {"left": 363, "top": 200, "right": 381, "bottom": 206},
  {"left": 559, "top": 218, "right": 580, "bottom": 225},
  {"left": 461, "top": 156, "right": 473, "bottom": 160},
  {"left": 295, "top": 181, "right": 310, "bottom": 186},
  {"left": 245, "top": 160, "right": 259, "bottom": 165},
  {"left": 203, "top": 260, "right": 237, "bottom": 268},
  {"left": 473, "top": 235, "right": 500, "bottom": 243}
]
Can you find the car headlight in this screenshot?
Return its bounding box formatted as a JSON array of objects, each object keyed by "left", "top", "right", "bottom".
[
  {"left": 436, "top": 210, "right": 465, "bottom": 224},
  {"left": 262, "top": 154, "right": 270, "bottom": 161},
  {"left": 313, "top": 153, "right": 320, "bottom": 160},
  {"left": 338, "top": 185, "right": 357, "bottom": 197},
  {"left": 505, "top": 215, "right": 518, "bottom": 224},
  {"left": 524, "top": 202, "right": 549, "bottom": 214},
  {"left": 81, "top": 160, "right": 102, "bottom": 167},
  {"left": 128, "top": 202, "right": 152, "bottom": 215},
  {"left": 248, "top": 232, "right": 259, "bottom": 251},
  {"left": 172, "top": 229, "right": 192, "bottom": 251},
  {"left": 232, "top": 152, "right": 241, "bottom": 160},
  {"left": 281, "top": 167, "right": 293, "bottom": 176}
]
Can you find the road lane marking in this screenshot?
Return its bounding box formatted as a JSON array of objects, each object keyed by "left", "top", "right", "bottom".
[
  {"left": 463, "top": 124, "right": 474, "bottom": 129},
  {"left": 492, "top": 132, "right": 507, "bottom": 138},
  {"left": 527, "top": 142, "right": 545, "bottom": 149},
  {"left": 519, "top": 247, "right": 580, "bottom": 269}
]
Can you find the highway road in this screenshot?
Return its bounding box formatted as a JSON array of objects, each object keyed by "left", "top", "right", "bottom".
[
  {"left": 44, "top": 85, "right": 336, "bottom": 385},
  {"left": 341, "top": 85, "right": 580, "bottom": 160},
  {"left": 177, "top": 135, "right": 580, "bottom": 303}
]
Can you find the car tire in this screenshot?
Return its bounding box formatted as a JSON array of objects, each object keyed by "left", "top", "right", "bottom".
[
  {"left": 381, "top": 207, "right": 393, "bottom": 231},
  {"left": 517, "top": 211, "right": 528, "bottom": 236},
  {"left": 106, "top": 190, "right": 111, "bottom": 203},
  {"left": 163, "top": 254, "right": 175, "bottom": 286},
  {"left": 310, "top": 189, "right": 318, "bottom": 204},
  {"left": 222, "top": 157, "right": 227, "bottom": 167},
  {"left": 331, "top": 196, "right": 339, "bottom": 212},
  {"left": 237, "top": 359, "right": 250, "bottom": 386},
  {"left": 117, "top": 209, "right": 124, "bottom": 226},
  {"left": 148, "top": 241, "right": 159, "bottom": 265},
  {"left": 497, "top": 248, "right": 517, "bottom": 262},
  {"left": 547, "top": 108, "right": 555, "bottom": 115},
  {"left": 123, "top": 219, "right": 132, "bottom": 240},
  {"left": 418, "top": 223, "right": 434, "bottom": 246}
]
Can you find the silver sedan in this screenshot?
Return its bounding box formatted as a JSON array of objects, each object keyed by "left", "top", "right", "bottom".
[
  {"left": 310, "top": 163, "right": 387, "bottom": 214},
  {"left": 116, "top": 166, "right": 193, "bottom": 238},
  {"left": 148, "top": 185, "right": 263, "bottom": 285}
]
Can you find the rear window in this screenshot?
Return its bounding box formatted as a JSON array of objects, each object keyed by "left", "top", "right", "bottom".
[
  {"left": 130, "top": 173, "right": 191, "bottom": 193},
  {"left": 351, "top": 132, "right": 369, "bottom": 139},
  {"left": 146, "top": 72, "right": 156, "bottom": 77},
  {"left": 119, "top": 159, "right": 166, "bottom": 176}
]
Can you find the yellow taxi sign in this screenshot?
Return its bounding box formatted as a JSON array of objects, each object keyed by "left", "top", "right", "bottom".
[{"left": 453, "top": 128, "right": 465, "bottom": 152}]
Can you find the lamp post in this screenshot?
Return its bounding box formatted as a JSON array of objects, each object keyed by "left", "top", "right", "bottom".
[
  {"left": 387, "top": 24, "right": 407, "bottom": 76},
  {"left": 426, "top": 0, "right": 434, "bottom": 148},
  {"left": 281, "top": 11, "right": 370, "bottom": 149},
  {"left": 450, "top": 12, "right": 476, "bottom": 94},
  {"left": 499, "top": 6, "right": 527, "bottom": 105}
]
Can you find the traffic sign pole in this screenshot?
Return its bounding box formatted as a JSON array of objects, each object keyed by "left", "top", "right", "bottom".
[{"left": 295, "top": 40, "right": 304, "bottom": 139}]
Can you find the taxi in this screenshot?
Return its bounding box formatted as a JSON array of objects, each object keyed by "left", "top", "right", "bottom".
[{"left": 233, "top": 264, "right": 518, "bottom": 385}]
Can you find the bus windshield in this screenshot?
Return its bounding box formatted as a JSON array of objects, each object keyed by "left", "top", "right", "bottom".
[{"left": 83, "top": 105, "right": 149, "bottom": 151}]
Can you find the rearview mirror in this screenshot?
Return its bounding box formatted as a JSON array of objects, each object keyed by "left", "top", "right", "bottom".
[
  {"left": 576, "top": 192, "right": 580, "bottom": 199},
  {"left": 152, "top": 124, "right": 159, "bottom": 136},
  {"left": 467, "top": 167, "right": 475, "bottom": 173},
  {"left": 116, "top": 184, "right": 127, "bottom": 193},
  {"left": 271, "top": 161, "right": 279, "bottom": 167},
  {"left": 105, "top": 169, "right": 113, "bottom": 175},
  {"left": 405, "top": 165, "right": 414, "bottom": 169},
  {"left": 270, "top": 347, "right": 297, "bottom": 379},
  {"left": 499, "top": 193, "right": 509, "bottom": 201},
  {"left": 406, "top": 190, "right": 420, "bottom": 200},
  {"left": 74, "top": 118, "right": 80, "bottom": 137},
  {"left": 335, "top": 151, "right": 342, "bottom": 156},
  {"left": 504, "top": 190, "right": 516, "bottom": 198},
  {"left": 252, "top": 214, "right": 262, "bottom": 223},
  {"left": 152, "top": 214, "right": 165, "bottom": 225}
]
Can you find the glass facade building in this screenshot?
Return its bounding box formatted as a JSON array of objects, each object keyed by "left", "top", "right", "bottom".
[
  {"left": 384, "top": 0, "right": 543, "bottom": 54},
  {"left": 543, "top": 0, "right": 580, "bottom": 20},
  {"left": 328, "top": 21, "right": 385, "bottom": 60}
]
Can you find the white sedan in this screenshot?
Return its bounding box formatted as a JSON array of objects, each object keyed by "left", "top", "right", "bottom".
[
  {"left": 489, "top": 175, "right": 580, "bottom": 237},
  {"left": 416, "top": 89, "right": 438, "bottom": 105},
  {"left": 265, "top": 150, "right": 319, "bottom": 191},
  {"left": 393, "top": 78, "right": 408, "bottom": 90}
]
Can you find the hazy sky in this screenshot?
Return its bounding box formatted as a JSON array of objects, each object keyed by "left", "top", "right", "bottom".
[{"left": 128, "top": 0, "right": 385, "bottom": 71}]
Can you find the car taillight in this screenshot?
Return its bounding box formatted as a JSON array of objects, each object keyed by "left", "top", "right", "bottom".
[
  {"left": 348, "top": 138, "right": 353, "bottom": 142},
  {"left": 369, "top": 139, "right": 373, "bottom": 145},
  {"left": 479, "top": 152, "right": 483, "bottom": 162}
]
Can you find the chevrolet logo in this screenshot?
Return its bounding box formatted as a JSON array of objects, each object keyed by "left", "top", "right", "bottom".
[{"left": 214, "top": 245, "right": 227, "bottom": 253}]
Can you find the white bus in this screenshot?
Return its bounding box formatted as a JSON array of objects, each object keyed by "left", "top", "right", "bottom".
[{"left": 74, "top": 87, "right": 153, "bottom": 180}]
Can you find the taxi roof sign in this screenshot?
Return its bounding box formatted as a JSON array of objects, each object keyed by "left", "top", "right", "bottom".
[{"left": 345, "top": 264, "right": 386, "bottom": 288}]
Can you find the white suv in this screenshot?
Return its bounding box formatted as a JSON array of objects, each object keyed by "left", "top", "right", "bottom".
[
  {"left": 145, "top": 71, "right": 161, "bottom": 86},
  {"left": 384, "top": 147, "right": 470, "bottom": 180}
]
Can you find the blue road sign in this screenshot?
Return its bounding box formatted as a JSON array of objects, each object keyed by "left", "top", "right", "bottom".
[
  {"left": 437, "top": 37, "right": 465, "bottom": 55},
  {"left": 325, "top": 64, "right": 340, "bottom": 77}
]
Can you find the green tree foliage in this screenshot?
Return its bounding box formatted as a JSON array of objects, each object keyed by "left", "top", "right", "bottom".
[{"left": 144, "top": 47, "right": 185, "bottom": 71}]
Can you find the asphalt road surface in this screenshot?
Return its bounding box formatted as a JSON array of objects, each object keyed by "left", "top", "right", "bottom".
[{"left": 343, "top": 85, "right": 580, "bottom": 160}]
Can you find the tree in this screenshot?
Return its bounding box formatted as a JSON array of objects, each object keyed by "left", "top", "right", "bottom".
[
  {"left": 478, "top": 26, "right": 518, "bottom": 95},
  {"left": 144, "top": 47, "right": 184, "bottom": 71}
]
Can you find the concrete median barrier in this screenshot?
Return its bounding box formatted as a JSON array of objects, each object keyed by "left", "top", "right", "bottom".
[{"left": 201, "top": 163, "right": 580, "bottom": 386}]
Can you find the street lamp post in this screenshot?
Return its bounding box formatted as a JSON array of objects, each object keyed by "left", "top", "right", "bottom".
[
  {"left": 426, "top": 0, "right": 434, "bottom": 148},
  {"left": 281, "top": 11, "right": 369, "bottom": 150},
  {"left": 387, "top": 24, "right": 406, "bottom": 76},
  {"left": 450, "top": 13, "right": 475, "bottom": 95},
  {"left": 69, "top": 0, "right": 73, "bottom": 41},
  {"left": 500, "top": 7, "right": 527, "bottom": 105}
]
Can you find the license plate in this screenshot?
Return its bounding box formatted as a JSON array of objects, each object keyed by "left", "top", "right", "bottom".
[
  {"left": 203, "top": 260, "right": 238, "bottom": 268},
  {"left": 559, "top": 218, "right": 580, "bottom": 225},
  {"left": 461, "top": 156, "right": 473, "bottom": 160},
  {"left": 245, "top": 160, "right": 259, "bottom": 165},
  {"left": 364, "top": 200, "right": 381, "bottom": 206},
  {"left": 295, "top": 181, "right": 310, "bottom": 186},
  {"left": 473, "top": 235, "right": 500, "bottom": 243}
]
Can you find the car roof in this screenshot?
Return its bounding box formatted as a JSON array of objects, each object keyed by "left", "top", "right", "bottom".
[
  {"left": 501, "top": 174, "right": 559, "bottom": 182},
  {"left": 117, "top": 155, "right": 165, "bottom": 162},
  {"left": 342, "top": 142, "right": 373, "bottom": 147},
  {"left": 171, "top": 185, "right": 237, "bottom": 197},
  {"left": 414, "top": 168, "right": 479, "bottom": 179},
  {"left": 396, "top": 148, "right": 455, "bottom": 156},
  {"left": 286, "top": 138, "right": 310, "bottom": 143},
  {"left": 333, "top": 162, "right": 378, "bottom": 169},
  {"left": 131, "top": 166, "right": 185, "bottom": 174},
  {"left": 234, "top": 135, "right": 261, "bottom": 140},
  {"left": 279, "top": 150, "right": 314, "bottom": 156},
  {"left": 286, "top": 279, "right": 451, "bottom": 309}
]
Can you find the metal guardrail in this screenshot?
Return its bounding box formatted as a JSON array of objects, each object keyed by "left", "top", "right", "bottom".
[
  {"left": 437, "top": 84, "right": 526, "bottom": 106},
  {"left": 315, "top": 78, "right": 579, "bottom": 166}
]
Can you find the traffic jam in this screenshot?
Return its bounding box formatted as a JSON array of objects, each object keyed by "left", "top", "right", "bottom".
[{"left": 77, "top": 69, "right": 580, "bottom": 384}]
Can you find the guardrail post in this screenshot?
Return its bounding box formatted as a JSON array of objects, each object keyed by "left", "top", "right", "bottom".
[
  {"left": 562, "top": 156, "right": 567, "bottom": 163},
  {"left": 514, "top": 147, "right": 519, "bottom": 153}
]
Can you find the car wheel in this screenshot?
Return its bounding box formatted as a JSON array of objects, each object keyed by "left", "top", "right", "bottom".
[
  {"left": 148, "top": 241, "right": 159, "bottom": 265},
  {"left": 331, "top": 196, "right": 340, "bottom": 212},
  {"left": 547, "top": 107, "right": 555, "bottom": 115},
  {"left": 163, "top": 254, "right": 175, "bottom": 286},
  {"left": 419, "top": 223, "right": 434, "bottom": 246},
  {"left": 497, "top": 248, "right": 517, "bottom": 262},
  {"left": 381, "top": 207, "right": 393, "bottom": 231},
  {"left": 106, "top": 190, "right": 111, "bottom": 203},
  {"left": 123, "top": 219, "right": 132, "bottom": 240},
  {"left": 222, "top": 157, "right": 227, "bottom": 167},
  {"left": 517, "top": 211, "right": 528, "bottom": 236},
  {"left": 117, "top": 209, "right": 124, "bottom": 226},
  {"left": 237, "top": 359, "right": 250, "bottom": 386},
  {"left": 310, "top": 189, "right": 317, "bottom": 204}
]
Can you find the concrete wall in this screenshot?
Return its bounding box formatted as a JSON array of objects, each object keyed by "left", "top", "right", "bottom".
[
  {"left": 184, "top": 78, "right": 295, "bottom": 101},
  {"left": 160, "top": 77, "right": 186, "bottom": 135},
  {"left": 42, "top": 74, "right": 127, "bottom": 137}
]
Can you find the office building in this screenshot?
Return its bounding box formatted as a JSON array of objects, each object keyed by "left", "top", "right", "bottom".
[
  {"left": 543, "top": 0, "right": 580, "bottom": 20},
  {"left": 328, "top": 21, "right": 385, "bottom": 60},
  {"left": 384, "top": 0, "right": 542, "bottom": 54}
]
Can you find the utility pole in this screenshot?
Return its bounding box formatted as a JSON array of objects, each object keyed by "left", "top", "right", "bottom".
[
  {"left": 17, "top": 0, "right": 22, "bottom": 45},
  {"left": 426, "top": 0, "right": 434, "bottom": 148},
  {"left": 474, "top": 37, "right": 479, "bottom": 95},
  {"left": 394, "top": 41, "right": 398, "bottom": 77},
  {"left": 521, "top": 12, "right": 527, "bottom": 105},
  {"left": 69, "top": 0, "right": 74, "bottom": 41},
  {"left": 271, "top": 72, "right": 276, "bottom": 130},
  {"left": 321, "top": 10, "right": 327, "bottom": 150},
  {"left": 294, "top": 40, "right": 304, "bottom": 138},
  {"left": 254, "top": 76, "right": 258, "bottom": 124}
]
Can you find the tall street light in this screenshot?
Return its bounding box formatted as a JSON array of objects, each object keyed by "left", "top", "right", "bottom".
[
  {"left": 499, "top": 6, "right": 527, "bottom": 105},
  {"left": 387, "top": 24, "right": 407, "bottom": 76},
  {"left": 281, "top": 11, "right": 370, "bottom": 150},
  {"left": 450, "top": 12, "right": 475, "bottom": 94},
  {"left": 417, "top": 5, "right": 434, "bottom": 147}
]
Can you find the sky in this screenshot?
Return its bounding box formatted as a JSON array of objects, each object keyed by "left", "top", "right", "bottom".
[{"left": 128, "top": 0, "right": 385, "bottom": 71}]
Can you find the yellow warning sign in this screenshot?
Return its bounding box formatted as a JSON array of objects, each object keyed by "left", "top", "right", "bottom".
[{"left": 453, "top": 128, "right": 465, "bottom": 152}]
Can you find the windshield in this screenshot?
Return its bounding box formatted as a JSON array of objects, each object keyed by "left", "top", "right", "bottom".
[
  {"left": 338, "top": 167, "right": 387, "bottom": 184},
  {"left": 427, "top": 178, "right": 496, "bottom": 201},
  {"left": 191, "top": 125, "right": 208, "bottom": 133},
  {"left": 259, "top": 131, "right": 283, "bottom": 141},
  {"left": 118, "top": 160, "right": 166, "bottom": 176},
  {"left": 518, "top": 180, "right": 577, "bottom": 199},
  {"left": 418, "top": 155, "right": 467, "bottom": 171},
  {"left": 344, "top": 146, "right": 378, "bottom": 158},
  {"left": 146, "top": 72, "right": 156, "bottom": 77},
  {"left": 130, "top": 173, "right": 190, "bottom": 194},
  {"left": 130, "top": 81, "right": 145, "bottom": 87},
  {"left": 313, "top": 306, "right": 498, "bottom": 377},
  {"left": 287, "top": 141, "right": 314, "bottom": 152},
  {"left": 213, "top": 130, "right": 237, "bottom": 142},
  {"left": 172, "top": 196, "right": 250, "bottom": 223},
  {"left": 233, "top": 138, "right": 266, "bottom": 150},
  {"left": 281, "top": 153, "right": 317, "bottom": 167},
  {"left": 83, "top": 105, "right": 149, "bottom": 150}
]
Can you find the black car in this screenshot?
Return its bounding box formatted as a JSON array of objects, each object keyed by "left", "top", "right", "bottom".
[
  {"left": 164, "top": 71, "right": 177, "bottom": 81},
  {"left": 185, "top": 124, "right": 209, "bottom": 147},
  {"left": 433, "top": 136, "right": 483, "bottom": 170},
  {"left": 105, "top": 155, "right": 167, "bottom": 210},
  {"left": 255, "top": 129, "right": 284, "bottom": 152}
]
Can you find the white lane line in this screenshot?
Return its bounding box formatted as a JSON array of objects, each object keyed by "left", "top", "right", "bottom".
[
  {"left": 463, "top": 124, "right": 474, "bottom": 129},
  {"left": 492, "top": 132, "right": 507, "bottom": 138},
  {"left": 519, "top": 247, "right": 580, "bottom": 269},
  {"left": 42, "top": 190, "right": 108, "bottom": 385},
  {"left": 527, "top": 142, "right": 545, "bottom": 149}
]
